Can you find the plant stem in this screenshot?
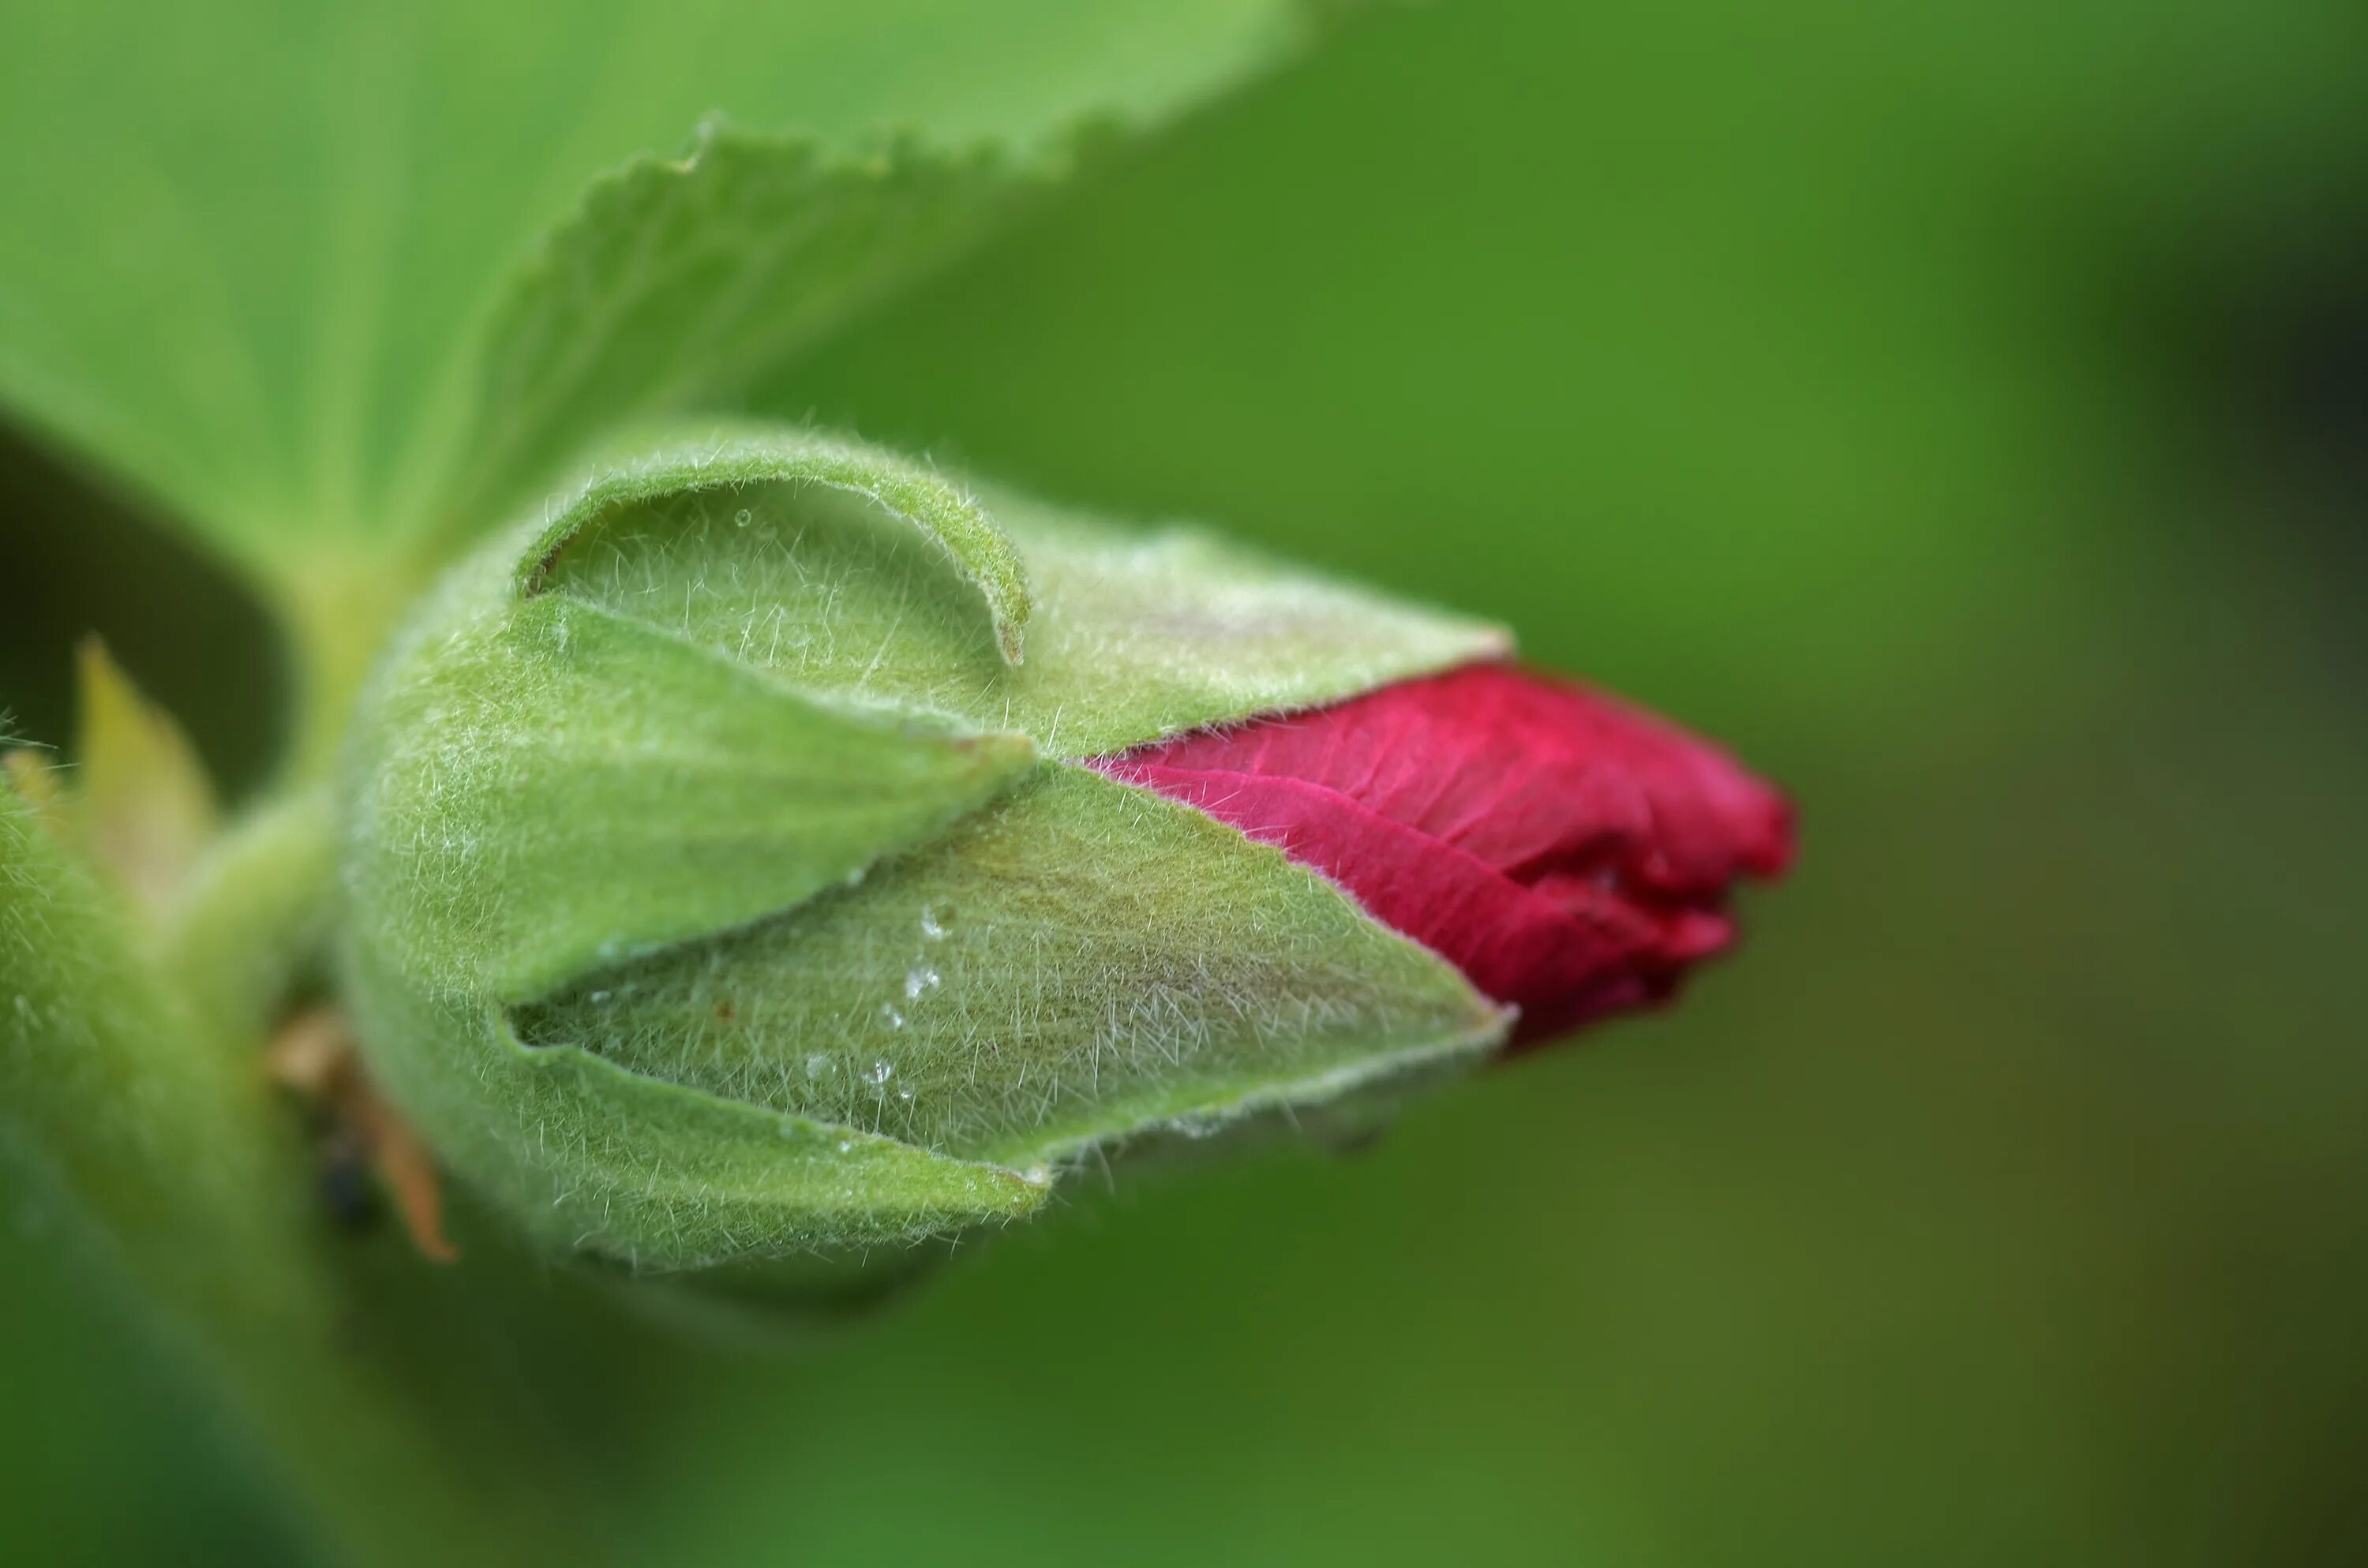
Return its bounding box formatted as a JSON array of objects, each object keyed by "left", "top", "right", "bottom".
[
  {"left": 276, "top": 552, "right": 433, "bottom": 784},
  {"left": 4, "top": 788, "right": 611, "bottom": 1567}
]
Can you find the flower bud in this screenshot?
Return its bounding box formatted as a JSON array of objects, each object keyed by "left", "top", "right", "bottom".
[{"left": 340, "top": 428, "right": 1788, "bottom": 1279}]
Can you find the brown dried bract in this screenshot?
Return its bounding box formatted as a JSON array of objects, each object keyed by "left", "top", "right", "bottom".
[{"left": 268, "top": 1006, "right": 459, "bottom": 1263}]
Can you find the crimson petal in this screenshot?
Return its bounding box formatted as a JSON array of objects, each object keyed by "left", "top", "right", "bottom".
[{"left": 1092, "top": 663, "right": 1793, "bottom": 1049}]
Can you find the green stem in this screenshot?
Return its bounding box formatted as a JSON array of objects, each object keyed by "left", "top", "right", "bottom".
[
  {"left": 275, "top": 552, "right": 434, "bottom": 784},
  {"left": 4, "top": 788, "right": 612, "bottom": 1567}
]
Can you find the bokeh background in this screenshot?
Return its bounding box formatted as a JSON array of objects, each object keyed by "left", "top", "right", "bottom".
[{"left": 6, "top": 2, "right": 2366, "bottom": 1562}]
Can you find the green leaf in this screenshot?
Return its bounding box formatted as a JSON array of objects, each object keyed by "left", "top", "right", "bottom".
[
  {"left": 0, "top": 0, "right": 1335, "bottom": 571},
  {"left": 437, "top": 129, "right": 1077, "bottom": 555},
  {"left": 538, "top": 437, "right": 1510, "bottom": 758},
  {"left": 516, "top": 763, "right": 1508, "bottom": 1173}
]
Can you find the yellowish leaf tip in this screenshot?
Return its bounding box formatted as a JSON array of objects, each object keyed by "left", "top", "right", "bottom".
[{"left": 73, "top": 635, "right": 220, "bottom": 915}]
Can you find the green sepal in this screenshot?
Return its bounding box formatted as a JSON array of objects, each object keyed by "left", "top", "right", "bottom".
[
  {"left": 346, "top": 586, "right": 1033, "bottom": 1005},
  {"left": 516, "top": 765, "right": 1510, "bottom": 1174},
  {"left": 343, "top": 951, "right": 1051, "bottom": 1270},
  {"left": 515, "top": 424, "right": 1032, "bottom": 663},
  {"left": 538, "top": 441, "right": 1510, "bottom": 757}
]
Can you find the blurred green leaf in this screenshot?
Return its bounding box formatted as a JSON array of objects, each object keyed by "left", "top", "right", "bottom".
[
  {"left": 0, "top": 0, "right": 1328, "bottom": 574},
  {"left": 441, "top": 130, "right": 1083, "bottom": 551}
]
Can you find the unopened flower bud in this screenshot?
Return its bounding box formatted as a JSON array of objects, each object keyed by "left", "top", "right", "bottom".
[{"left": 339, "top": 428, "right": 1789, "bottom": 1278}]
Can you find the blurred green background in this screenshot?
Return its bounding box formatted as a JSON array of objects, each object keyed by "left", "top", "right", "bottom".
[{"left": 6, "top": 1, "right": 2366, "bottom": 1562}]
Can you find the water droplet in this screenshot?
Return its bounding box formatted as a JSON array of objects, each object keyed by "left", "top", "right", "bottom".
[
  {"left": 804, "top": 1052, "right": 832, "bottom": 1080},
  {"left": 864, "top": 1058, "right": 895, "bottom": 1086},
  {"left": 1022, "top": 1165, "right": 1051, "bottom": 1186},
  {"left": 775, "top": 1120, "right": 798, "bottom": 1139},
  {"left": 897, "top": 1087, "right": 914, "bottom": 1102},
  {"left": 734, "top": 507, "right": 753, "bottom": 527},
  {"left": 836, "top": 1140, "right": 854, "bottom": 1154},
  {"left": 919, "top": 903, "right": 952, "bottom": 941},
  {"left": 876, "top": 1004, "right": 904, "bottom": 1031},
  {"left": 586, "top": 990, "right": 613, "bottom": 1006},
  {"left": 903, "top": 965, "right": 940, "bottom": 1001}
]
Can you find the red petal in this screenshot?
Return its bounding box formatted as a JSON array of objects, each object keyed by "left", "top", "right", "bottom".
[{"left": 1092, "top": 663, "right": 1793, "bottom": 1050}]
